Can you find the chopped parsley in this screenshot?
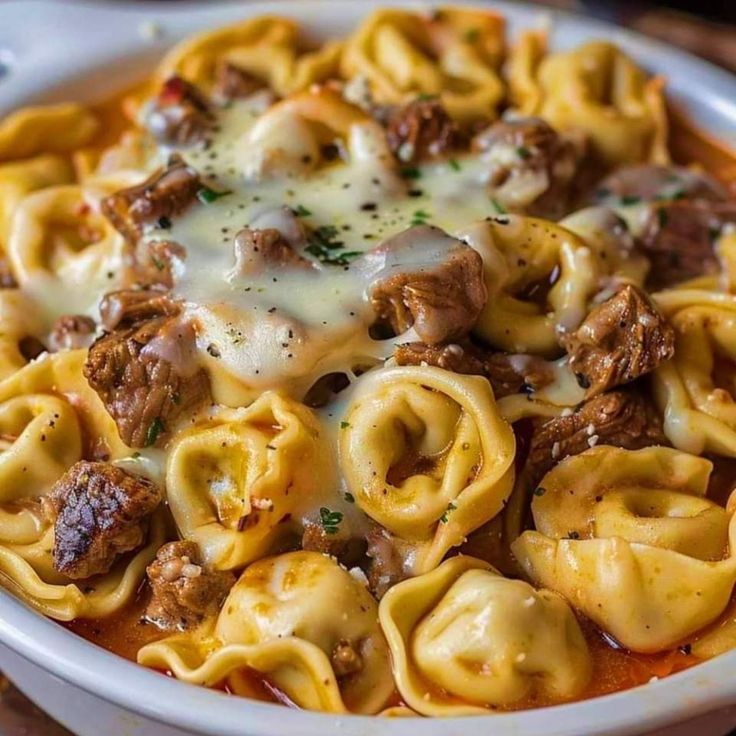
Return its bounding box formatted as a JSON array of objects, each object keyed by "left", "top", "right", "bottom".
[
  {"left": 410, "top": 209, "right": 431, "bottom": 226},
  {"left": 293, "top": 203, "right": 312, "bottom": 217},
  {"left": 305, "top": 225, "right": 362, "bottom": 265},
  {"left": 440, "top": 502, "right": 457, "bottom": 524},
  {"left": 516, "top": 146, "right": 531, "bottom": 160},
  {"left": 145, "top": 417, "right": 164, "bottom": 447},
  {"left": 319, "top": 507, "right": 344, "bottom": 535},
  {"left": 620, "top": 195, "right": 641, "bottom": 206},
  {"left": 464, "top": 27, "right": 480, "bottom": 43},
  {"left": 197, "top": 186, "right": 232, "bottom": 204},
  {"left": 340, "top": 421, "right": 351, "bottom": 429},
  {"left": 400, "top": 166, "right": 422, "bottom": 180},
  {"left": 657, "top": 208, "right": 668, "bottom": 228},
  {"left": 416, "top": 92, "right": 438, "bottom": 102},
  {"left": 448, "top": 158, "right": 462, "bottom": 171},
  {"left": 491, "top": 198, "right": 508, "bottom": 215},
  {"left": 344, "top": 492, "right": 355, "bottom": 504},
  {"left": 150, "top": 255, "right": 165, "bottom": 271}
]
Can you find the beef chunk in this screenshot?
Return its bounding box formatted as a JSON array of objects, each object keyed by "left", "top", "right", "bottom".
[
  {"left": 394, "top": 341, "right": 552, "bottom": 398},
  {"left": 131, "top": 239, "right": 187, "bottom": 289},
  {"left": 591, "top": 164, "right": 728, "bottom": 206},
  {"left": 145, "top": 540, "right": 235, "bottom": 631},
  {"left": 386, "top": 99, "right": 459, "bottom": 164},
  {"left": 50, "top": 461, "right": 161, "bottom": 580},
  {"left": 84, "top": 290, "right": 210, "bottom": 448},
  {"left": 101, "top": 155, "right": 202, "bottom": 244},
  {"left": 526, "top": 390, "right": 667, "bottom": 486},
  {"left": 230, "top": 227, "right": 311, "bottom": 277},
  {"left": 48, "top": 315, "right": 97, "bottom": 352},
  {"left": 472, "top": 117, "right": 583, "bottom": 219},
  {"left": 590, "top": 165, "right": 736, "bottom": 290},
  {"left": 144, "top": 76, "right": 214, "bottom": 146},
  {"left": 301, "top": 521, "right": 367, "bottom": 569},
  {"left": 639, "top": 200, "right": 736, "bottom": 290},
  {"left": 213, "top": 62, "right": 264, "bottom": 101},
  {"left": 98, "top": 288, "right": 180, "bottom": 331},
  {"left": 365, "top": 527, "right": 405, "bottom": 599},
  {"left": 561, "top": 284, "right": 675, "bottom": 397},
  {"left": 18, "top": 336, "right": 47, "bottom": 361},
  {"left": 369, "top": 225, "right": 487, "bottom": 345}
]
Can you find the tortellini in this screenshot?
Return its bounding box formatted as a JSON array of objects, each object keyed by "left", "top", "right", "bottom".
[
  {"left": 339, "top": 366, "right": 514, "bottom": 574},
  {"left": 341, "top": 7, "right": 505, "bottom": 123},
  {"left": 461, "top": 216, "right": 602, "bottom": 356},
  {"left": 167, "top": 392, "right": 334, "bottom": 570},
  {"left": 509, "top": 34, "right": 669, "bottom": 168},
  {"left": 379, "top": 556, "right": 591, "bottom": 715},
  {"left": 653, "top": 291, "right": 736, "bottom": 457},
  {"left": 513, "top": 446, "right": 736, "bottom": 652},
  {"left": 139, "top": 551, "right": 394, "bottom": 714},
  {"left": 0, "top": 103, "right": 99, "bottom": 162},
  {"left": 155, "top": 16, "right": 342, "bottom": 97},
  {"left": 6, "top": 184, "right": 126, "bottom": 319}
]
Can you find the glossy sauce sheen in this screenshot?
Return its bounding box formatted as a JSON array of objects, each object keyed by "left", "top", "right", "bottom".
[{"left": 61, "top": 84, "right": 736, "bottom": 710}]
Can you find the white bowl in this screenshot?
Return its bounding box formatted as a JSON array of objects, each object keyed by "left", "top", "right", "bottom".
[{"left": 0, "top": 2, "right": 735, "bottom": 735}]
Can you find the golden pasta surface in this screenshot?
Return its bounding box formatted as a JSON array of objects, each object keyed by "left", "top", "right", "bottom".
[{"left": 0, "top": 5, "right": 735, "bottom": 719}]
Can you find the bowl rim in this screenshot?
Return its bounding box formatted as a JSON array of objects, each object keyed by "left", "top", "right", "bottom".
[{"left": 0, "top": 1, "right": 735, "bottom": 734}]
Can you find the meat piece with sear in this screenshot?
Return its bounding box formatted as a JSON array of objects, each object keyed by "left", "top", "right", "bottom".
[
  {"left": 145, "top": 540, "right": 235, "bottom": 631},
  {"left": 50, "top": 461, "right": 161, "bottom": 580},
  {"left": 369, "top": 225, "right": 487, "bottom": 345},
  {"left": 144, "top": 76, "right": 214, "bottom": 146},
  {"left": 84, "top": 290, "right": 210, "bottom": 448},
  {"left": 525, "top": 389, "right": 667, "bottom": 487},
  {"left": 101, "top": 154, "right": 202, "bottom": 244},
  {"left": 386, "top": 99, "right": 459, "bottom": 164},
  {"left": 130, "top": 239, "right": 187, "bottom": 289},
  {"left": 472, "top": 116, "right": 584, "bottom": 219},
  {"left": 213, "top": 62, "right": 264, "bottom": 102},
  {"left": 394, "top": 341, "right": 553, "bottom": 398},
  {"left": 560, "top": 284, "right": 675, "bottom": 397}
]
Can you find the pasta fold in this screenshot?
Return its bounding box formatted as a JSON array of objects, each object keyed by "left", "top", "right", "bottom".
[
  {"left": 339, "top": 366, "right": 514, "bottom": 574},
  {"left": 166, "top": 392, "right": 334, "bottom": 570},
  {"left": 509, "top": 34, "right": 669, "bottom": 167},
  {"left": 379, "top": 556, "right": 591, "bottom": 714},
  {"left": 341, "top": 7, "right": 505, "bottom": 122},
  {"left": 138, "top": 551, "right": 393, "bottom": 714},
  {"left": 513, "top": 446, "right": 736, "bottom": 652}
]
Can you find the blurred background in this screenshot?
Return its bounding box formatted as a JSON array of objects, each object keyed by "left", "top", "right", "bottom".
[{"left": 0, "top": 0, "right": 734, "bottom": 734}]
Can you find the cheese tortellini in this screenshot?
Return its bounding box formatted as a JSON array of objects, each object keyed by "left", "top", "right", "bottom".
[
  {"left": 513, "top": 446, "right": 736, "bottom": 652},
  {"left": 155, "top": 16, "right": 342, "bottom": 98},
  {"left": 139, "top": 551, "right": 394, "bottom": 714},
  {"left": 341, "top": 7, "right": 505, "bottom": 123},
  {"left": 509, "top": 34, "right": 669, "bottom": 167},
  {"left": 379, "top": 556, "right": 591, "bottom": 715},
  {"left": 653, "top": 291, "right": 736, "bottom": 457},
  {"left": 461, "top": 216, "right": 602, "bottom": 356},
  {"left": 167, "top": 392, "right": 334, "bottom": 570},
  {"left": 339, "top": 366, "right": 515, "bottom": 574}
]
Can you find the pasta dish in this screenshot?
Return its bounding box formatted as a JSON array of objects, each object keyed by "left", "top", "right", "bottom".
[{"left": 0, "top": 6, "right": 735, "bottom": 717}]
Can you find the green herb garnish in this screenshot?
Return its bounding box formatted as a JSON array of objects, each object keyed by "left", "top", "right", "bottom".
[
  {"left": 145, "top": 417, "right": 164, "bottom": 447},
  {"left": 620, "top": 195, "right": 641, "bottom": 206},
  {"left": 491, "top": 198, "right": 507, "bottom": 215},
  {"left": 516, "top": 146, "right": 531, "bottom": 160},
  {"left": 410, "top": 209, "right": 431, "bottom": 226},
  {"left": 305, "top": 225, "right": 362, "bottom": 265},
  {"left": 340, "top": 421, "right": 351, "bottom": 429},
  {"left": 197, "top": 187, "right": 232, "bottom": 205},
  {"left": 293, "top": 204, "right": 312, "bottom": 217},
  {"left": 657, "top": 208, "right": 668, "bottom": 228},
  {"left": 400, "top": 166, "right": 422, "bottom": 180},
  {"left": 319, "top": 507, "right": 344, "bottom": 535},
  {"left": 344, "top": 493, "right": 355, "bottom": 504},
  {"left": 464, "top": 27, "right": 480, "bottom": 43},
  {"left": 440, "top": 502, "right": 457, "bottom": 524},
  {"left": 448, "top": 158, "right": 461, "bottom": 171}
]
